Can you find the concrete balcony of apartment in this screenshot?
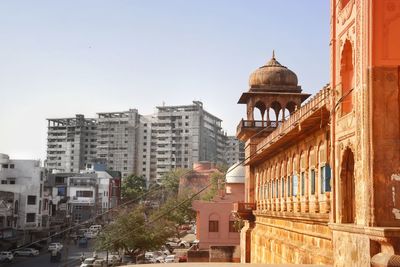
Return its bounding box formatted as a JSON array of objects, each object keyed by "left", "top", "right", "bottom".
[
  {"left": 232, "top": 202, "right": 256, "bottom": 221},
  {"left": 236, "top": 119, "right": 278, "bottom": 141}
]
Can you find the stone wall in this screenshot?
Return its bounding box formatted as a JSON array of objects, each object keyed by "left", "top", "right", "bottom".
[{"left": 250, "top": 214, "right": 333, "bottom": 265}]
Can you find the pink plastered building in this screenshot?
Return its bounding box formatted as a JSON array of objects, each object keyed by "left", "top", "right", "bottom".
[{"left": 192, "top": 163, "right": 245, "bottom": 250}]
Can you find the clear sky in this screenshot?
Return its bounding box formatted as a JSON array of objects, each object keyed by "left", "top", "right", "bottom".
[{"left": 0, "top": 0, "right": 330, "bottom": 161}]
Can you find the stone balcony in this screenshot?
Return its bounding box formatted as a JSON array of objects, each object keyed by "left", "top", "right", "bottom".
[
  {"left": 248, "top": 86, "right": 330, "bottom": 164},
  {"left": 232, "top": 202, "right": 256, "bottom": 221},
  {"left": 236, "top": 120, "right": 278, "bottom": 141}
]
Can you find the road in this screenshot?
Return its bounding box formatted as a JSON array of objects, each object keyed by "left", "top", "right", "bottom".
[{"left": 0, "top": 238, "right": 105, "bottom": 267}]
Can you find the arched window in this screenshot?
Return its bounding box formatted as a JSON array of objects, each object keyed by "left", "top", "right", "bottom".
[
  {"left": 292, "top": 156, "right": 298, "bottom": 196},
  {"left": 340, "top": 40, "right": 354, "bottom": 115},
  {"left": 309, "top": 147, "right": 316, "bottom": 195},
  {"left": 300, "top": 151, "right": 306, "bottom": 196},
  {"left": 340, "top": 148, "right": 355, "bottom": 223},
  {"left": 319, "top": 142, "right": 331, "bottom": 193},
  {"left": 254, "top": 101, "right": 266, "bottom": 121}
]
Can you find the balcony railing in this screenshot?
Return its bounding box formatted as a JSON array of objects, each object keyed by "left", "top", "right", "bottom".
[
  {"left": 236, "top": 120, "right": 279, "bottom": 140},
  {"left": 232, "top": 202, "right": 256, "bottom": 221}
]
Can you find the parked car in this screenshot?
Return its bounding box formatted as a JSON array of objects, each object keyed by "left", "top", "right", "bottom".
[
  {"left": 165, "top": 254, "right": 177, "bottom": 263},
  {"left": 165, "top": 239, "right": 190, "bottom": 249},
  {"left": 108, "top": 252, "right": 121, "bottom": 265},
  {"left": 47, "top": 242, "right": 63, "bottom": 252},
  {"left": 178, "top": 255, "right": 187, "bottom": 262},
  {"left": 78, "top": 237, "right": 88, "bottom": 248},
  {"left": 84, "top": 231, "right": 97, "bottom": 239},
  {"left": 80, "top": 257, "right": 96, "bottom": 267},
  {"left": 121, "top": 254, "right": 133, "bottom": 265},
  {"left": 77, "top": 228, "right": 90, "bottom": 237},
  {"left": 89, "top": 225, "right": 102, "bottom": 233},
  {"left": 13, "top": 248, "right": 39, "bottom": 257},
  {"left": 0, "top": 251, "right": 14, "bottom": 262},
  {"left": 93, "top": 259, "right": 106, "bottom": 267},
  {"left": 145, "top": 251, "right": 165, "bottom": 263}
]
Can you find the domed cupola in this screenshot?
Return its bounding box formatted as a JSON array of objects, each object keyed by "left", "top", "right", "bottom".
[
  {"left": 236, "top": 51, "right": 311, "bottom": 141},
  {"left": 249, "top": 52, "right": 298, "bottom": 89}
]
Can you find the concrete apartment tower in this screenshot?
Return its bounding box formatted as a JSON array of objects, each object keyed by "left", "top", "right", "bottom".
[
  {"left": 224, "top": 136, "right": 245, "bottom": 167},
  {"left": 46, "top": 115, "right": 97, "bottom": 173},
  {"left": 96, "top": 109, "right": 140, "bottom": 178},
  {"left": 153, "top": 101, "right": 227, "bottom": 182}
]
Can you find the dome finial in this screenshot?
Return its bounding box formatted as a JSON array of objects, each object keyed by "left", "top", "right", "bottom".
[{"left": 272, "top": 49, "right": 275, "bottom": 59}]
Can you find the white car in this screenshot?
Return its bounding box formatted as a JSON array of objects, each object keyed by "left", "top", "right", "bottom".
[
  {"left": 47, "top": 242, "right": 63, "bottom": 252},
  {"left": 166, "top": 239, "right": 190, "bottom": 248},
  {"left": 0, "top": 251, "right": 14, "bottom": 262},
  {"left": 165, "top": 254, "right": 177, "bottom": 263},
  {"left": 80, "top": 257, "right": 96, "bottom": 267},
  {"left": 84, "top": 231, "right": 98, "bottom": 239},
  {"left": 13, "top": 248, "right": 39, "bottom": 257},
  {"left": 145, "top": 251, "right": 165, "bottom": 263},
  {"left": 89, "top": 225, "right": 102, "bottom": 232}
]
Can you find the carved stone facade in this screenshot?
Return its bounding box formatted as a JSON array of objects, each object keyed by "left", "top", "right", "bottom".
[{"left": 235, "top": 1, "right": 400, "bottom": 266}]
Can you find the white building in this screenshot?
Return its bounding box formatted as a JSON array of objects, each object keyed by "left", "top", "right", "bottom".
[
  {"left": 153, "top": 101, "right": 227, "bottom": 181},
  {"left": 224, "top": 136, "right": 245, "bottom": 167},
  {"left": 96, "top": 110, "right": 140, "bottom": 178},
  {"left": 0, "top": 153, "right": 48, "bottom": 232}
]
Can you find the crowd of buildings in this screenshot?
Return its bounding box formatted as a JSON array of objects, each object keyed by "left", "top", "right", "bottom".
[
  {"left": 0, "top": 101, "right": 244, "bottom": 251},
  {"left": 46, "top": 101, "right": 244, "bottom": 183},
  {"left": 0, "top": 153, "right": 121, "bottom": 250}
]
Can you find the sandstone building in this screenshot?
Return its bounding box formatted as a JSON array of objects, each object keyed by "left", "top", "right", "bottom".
[{"left": 234, "top": 0, "right": 400, "bottom": 266}]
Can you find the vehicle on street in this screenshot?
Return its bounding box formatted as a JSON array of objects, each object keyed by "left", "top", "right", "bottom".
[
  {"left": 93, "top": 259, "right": 106, "bottom": 267},
  {"left": 0, "top": 251, "right": 14, "bottom": 262},
  {"left": 80, "top": 257, "right": 96, "bottom": 267},
  {"left": 108, "top": 252, "right": 121, "bottom": 265},
  {"left": 89, "top": 225, "right": 102, "bottom": 232},
  {"left": 13, "top": 248, "right": 39, "bottom": 257},
  {"left": 166, "top": 239, "right": 190, "bottom": 249},
  {"left": 77, "top": 228, "right": 90, "bottom": 237},
  {"left": 50, "top": 250, "right": 62, "bottom": 262},
  {"left": 84, "top": 231, "right": 98, "bottom": 239},
  {"left": 178, "top": 255, "right": 188, "bottom": 262},
  {"left": 121, "top": 254, "right": 133, "bottom": 265},
  {"left": 165, "top": 254, "right": 177, "bottom": 263},
  {"left": 145, "top": 251, "right": 165, "bottom": 263},
  {"left": 47, "top": 242, "right": 63, "bottom": 252},
  {"left": 78, "top": 237, "right": 88, "bottom": 248}
]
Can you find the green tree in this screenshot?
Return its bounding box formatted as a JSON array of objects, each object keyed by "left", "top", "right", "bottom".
[
  {"left": 201, "top": 171, "right": 225, "bottom": 201},
  {"left": 153, "top": 193, "right": 195, "bottom": 239},
  {"left": 121, "top": 175, "right": 147, "bottom": 202},
  {"left": 96, "top": 205, "right": 174, "bottom": 260},
  {"left": 160, "top": 168, "right": 189, "bottom": 198}
]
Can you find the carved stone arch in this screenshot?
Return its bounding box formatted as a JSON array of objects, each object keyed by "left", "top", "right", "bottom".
[
  {"left": 339, "top": 146, "right": 356, "bottom": 223},
  {"left": 270, "top": 101, "right": 282, "bottom": 123},
  {"left": 286, "top": 101, "right": 297, "bottom": 114},
  {"left": 340, "top": 38, "right": 355, "bottom": 115},
  {"left": 254, "top": 100, "right": 267, "bottom": 121}
]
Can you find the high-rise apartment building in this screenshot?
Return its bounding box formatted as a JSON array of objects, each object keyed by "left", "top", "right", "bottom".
[
  {"left": 96, "top": 109, "right": 140, "bottom": 178},
  {"left": 153, "top": 101, "right": 227, "bottom": 181},
  {"left": 224, "top": 136, "right": 245, "bottom": 167},
  {"left": 136, "top": 115, "right": 157, "bottom": 185},
  {"left": 46, "top": 115, "right": 97, "bottom": 173},
  {"left": 45, "top": 102, "right": 243, "bottom": 184}
]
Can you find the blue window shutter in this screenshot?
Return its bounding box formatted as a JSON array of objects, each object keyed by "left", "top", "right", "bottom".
[
  {"left": 320, "top": 166, "right": 325, "bottom": 193},
  {"left": 325, "top": 165, "right": 331, "bottom": 192}
]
